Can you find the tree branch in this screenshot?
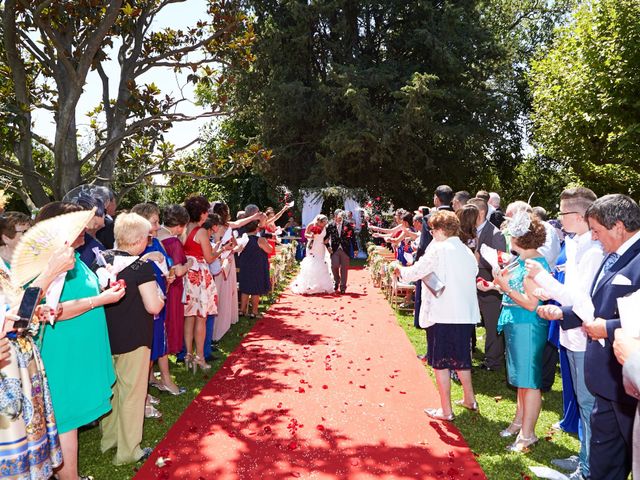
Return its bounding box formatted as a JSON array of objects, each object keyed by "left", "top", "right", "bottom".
[
  {"left": 135, "top": 22, "right": 240, "bottom": 76},
  {"left": 79, "top": 108, "right": 234, "bottom": 165},
  {"left": 31, "top": 132, "right": 55, "bottom": 151}
]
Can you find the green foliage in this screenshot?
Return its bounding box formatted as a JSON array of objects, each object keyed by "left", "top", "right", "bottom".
[
  {"left": 500, "top": 156, "right": 579, "bottom": 212},
  {"left": 530, "top": 0, "right": 640, "bottom": 197},
  {"left": 200, "top": 0, "right": 575, "bottom": 207},
  {"left": 0, "top": 0, "right": 257, "bottom": 207}
]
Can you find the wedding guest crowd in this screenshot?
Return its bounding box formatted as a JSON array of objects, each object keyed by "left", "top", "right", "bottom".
[
  {"left": 0, "top": 189, "right": 288, "bottom": 478},
  {"left": 380, "top": 183, "right": 640, "bottom": 480}
]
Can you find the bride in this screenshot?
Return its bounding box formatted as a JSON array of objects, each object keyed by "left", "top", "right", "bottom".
[{"left": 291, "top": 214, "right": 334, "bottom": 294}]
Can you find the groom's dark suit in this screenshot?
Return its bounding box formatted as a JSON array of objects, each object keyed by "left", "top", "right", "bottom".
[{"left": 325, "top": 220, "right": 357, "bottom": 292}]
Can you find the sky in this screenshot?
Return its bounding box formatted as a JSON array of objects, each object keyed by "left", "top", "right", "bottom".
[{"left": 32, "top": 0, "right": 212, "bottom": 156}]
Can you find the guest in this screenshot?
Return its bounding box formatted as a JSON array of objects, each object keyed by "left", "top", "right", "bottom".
[
  {"left": 415, "top": 185, "right": 454, "bottom": 355},
  {"left": 0, "top": 247, "right": 76, "bottom": 479},
  {"left": 0, "top": 212, "right": 32, "bottom": 268},
  {"left": 72, "top": 196, "right": 107, "bottom": 268},
  {"left": 457, "top": 204, "right": 479, "bottom": 249},
  {"left": 487, "top": 212, "right": 549, "bottom": 452},
  {"left": 35, "top": 202, "right": 124, "bottom": 479},
  {"left": 100, "top": 213, "right": 164, "bottom": 465},
  {"left": 157, "top": 205, "right": 193, "bottom": 372},
  {"left": 532, "top": 187, "right": 602, "bottom": 479},
  {"left": 96, "top": 188, "right": 117, "bottom": 249},
  {"left": 452, "top": 190, "right": 471, "bottom": 212},
  {"left": 201, "top": 213, "right": 225, "bottom": 362},
  {"left": 468, "top": 197, "right": 507, "bottom": 372},
  {"left": 237, "top": 220, "right": 272, "bottom": 318},
  {"left": 183, "top": 195, "right": 219, "bottom": 372},
  {"left": 395, "top": 210, "right": 480, "bottom": 420},
  {"left": 210, "top": 202, "right": 262, "bottom": 338},
  {"left": 506, "top": 201, "right": 561, "bottom": 269},
  {"left": 559, "top": 194, "right": 640, "bottom": 479},
  {"left": 489, "top": 192, "right": 505, "bottom": 228},
  {"left": 132, "top": 203, "right": 185, "bottom": 398}
]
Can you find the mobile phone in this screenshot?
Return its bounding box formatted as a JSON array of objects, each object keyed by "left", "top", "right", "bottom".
[{"left": 14, "top": 287, "right": 42, "bottom": 329}]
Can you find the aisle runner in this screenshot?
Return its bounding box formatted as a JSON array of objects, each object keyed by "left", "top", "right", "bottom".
[{"left": 135, "top": 268, "right": 486, "bottom": 479}]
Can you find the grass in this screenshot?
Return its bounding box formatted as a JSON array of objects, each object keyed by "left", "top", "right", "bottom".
[
  {"left": 77, "top": 275, "right": 295, "bottom": 480},
  {"left": 394, "top": 311, "right": 581, "bottom": 480}
]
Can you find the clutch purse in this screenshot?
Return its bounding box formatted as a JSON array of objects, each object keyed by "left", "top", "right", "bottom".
[{"left": 422, "top": 271, "right": 445, "bottom": 298}]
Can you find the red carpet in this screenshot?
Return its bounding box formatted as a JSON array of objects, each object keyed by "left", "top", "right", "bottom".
[{"left": 135, "top": 268, "right": 486, "bottom": 479}]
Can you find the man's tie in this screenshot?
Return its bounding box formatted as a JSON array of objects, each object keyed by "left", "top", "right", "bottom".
[
  {"left": 602, "top": 252, "right": 620, "bottom": 274},
  {"left": 594, "top": 252, "right": 620, "bottom": 291}
]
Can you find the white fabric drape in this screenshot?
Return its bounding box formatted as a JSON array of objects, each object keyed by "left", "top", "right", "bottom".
[
  {"left": 343, "top": 197, "right": 361, "bottom": 230},
  {"left": 302, "top": 191, "right": 324, "bottom": 227}
]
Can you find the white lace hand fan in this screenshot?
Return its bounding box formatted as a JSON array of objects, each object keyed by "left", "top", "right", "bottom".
[{"left": 11, "top": 208, "right": 96, "bottom": 286}]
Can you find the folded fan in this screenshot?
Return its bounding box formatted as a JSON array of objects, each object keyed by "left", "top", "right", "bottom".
[{"left": 11, "top": 208, "right": 96, "bottom": 286}]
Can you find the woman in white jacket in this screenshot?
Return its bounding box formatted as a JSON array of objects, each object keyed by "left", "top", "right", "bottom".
[{"left": 395, "top": 210, "right": 481, "bottom": 421}]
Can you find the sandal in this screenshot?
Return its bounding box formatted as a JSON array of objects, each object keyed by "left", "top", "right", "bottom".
[
  {"left": 500, "top": 422, "right": 522, "bottom": 438},
  {"left": 454, "top": 399, "right": 479, "bottom": 411},
  {"left": 507, "top": 433, "right": 538, "bottom": 453},
  {"left": 144, "top": 404, "right": 162, "bottom": 419},
  {"left": 424, "top": 408, "right": 454, "bottom": 421}
]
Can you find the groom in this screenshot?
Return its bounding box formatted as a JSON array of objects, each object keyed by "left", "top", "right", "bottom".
[{"left": 326, "top": 209, "right": 358, "bottom": 294}]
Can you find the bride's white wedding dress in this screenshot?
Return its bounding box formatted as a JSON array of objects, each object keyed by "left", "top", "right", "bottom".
[{"left": 291, "top": 227, "right": 335, "bottom": 294}]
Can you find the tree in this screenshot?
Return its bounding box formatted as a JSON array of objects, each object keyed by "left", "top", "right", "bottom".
[
  {"left": 1, "top": 0, "right": 256, "bottom": 207},
  {"left": 529, "top": 0, "right": 640, "bottom": 196},
  {"left": 212, "top": 0, "right": 575, "bottom": 207}
]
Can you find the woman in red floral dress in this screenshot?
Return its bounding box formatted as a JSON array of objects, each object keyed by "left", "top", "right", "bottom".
[{"left": 183, "top": 196, "right": 220, "bottom": 372}]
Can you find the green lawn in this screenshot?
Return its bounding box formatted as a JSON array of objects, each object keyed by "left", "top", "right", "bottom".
[
  {"left": 394, "top": 311, "right": 581, "bottom": 480},
  {"left": 77, "top": 278, "right": 294, "bottom": 480},
  {"left": 77, "top": 262, "right": 580, "bottom": 479}
]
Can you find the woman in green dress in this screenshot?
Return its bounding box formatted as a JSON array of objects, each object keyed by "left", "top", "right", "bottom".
[
  {"left": 490, "top": 211, "right": 550, "bottom": 453},
  {"left": 35, "top": 202, "right": 125, "bottom": 480}
]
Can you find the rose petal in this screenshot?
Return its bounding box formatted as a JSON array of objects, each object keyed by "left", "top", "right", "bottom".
[{"left": 322, "top": 385, "right": 328, "bottom": 389}]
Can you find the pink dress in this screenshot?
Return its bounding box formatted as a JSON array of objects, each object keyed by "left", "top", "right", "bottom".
[
  {"left": 183, "top": 227, "right": 217, "bottom": 317},
  {"left": 213, "top": 226, "right": 239, "bottom": 341},
  {"left": 161, "top": 236, "right": 188, "bottom": 354}
]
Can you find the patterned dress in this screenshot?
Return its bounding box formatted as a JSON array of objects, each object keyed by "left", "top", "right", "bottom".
[
  {"left": 0, "top": 330, "right": 63, "bottom": 479},
  {"left": 183, "top": 227, "right": 217, "bottom": 317}
]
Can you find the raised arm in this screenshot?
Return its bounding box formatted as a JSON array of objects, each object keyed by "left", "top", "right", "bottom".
[{"left": 228, "top": 211, "right": 262, "bottom": 230}]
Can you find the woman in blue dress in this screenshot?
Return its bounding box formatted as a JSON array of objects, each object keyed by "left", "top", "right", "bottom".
[{"left": 489, "top": 212, "right": 550, "bottom": 453}]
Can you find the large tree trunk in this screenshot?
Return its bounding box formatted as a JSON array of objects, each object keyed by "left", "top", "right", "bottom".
[{"left": 2, "top": 0, "right": 51, "bottom": 207}]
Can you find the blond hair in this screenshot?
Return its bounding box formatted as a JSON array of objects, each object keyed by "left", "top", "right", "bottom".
[{"left": 114, "top": 213, "right": 151, "bottom": 249}]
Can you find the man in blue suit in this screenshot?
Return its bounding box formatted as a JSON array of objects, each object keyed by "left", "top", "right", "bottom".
[{"left": 546, "top": 194, "right": 640, "bottom": 480}]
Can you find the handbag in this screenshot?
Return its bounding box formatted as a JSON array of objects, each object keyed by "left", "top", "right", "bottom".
[{"left": 422, "top": 271, "right": 445, "bottom": 298}]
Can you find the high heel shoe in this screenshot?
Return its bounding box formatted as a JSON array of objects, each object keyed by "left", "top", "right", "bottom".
[
  {"left": 499, "top": 422, "right": 522, "bottom": 438},
  {"left": 192, "top": 355, "right": 212, "bottom": 372},
  {"left": 507, "top": 433, "right": 538, "bottom": 453},
  {"left": 185, "top": 353, "right": 194, "bottom": 372},
  {"left": 155, "top": 381, "right": 187, "bottom": 396}
]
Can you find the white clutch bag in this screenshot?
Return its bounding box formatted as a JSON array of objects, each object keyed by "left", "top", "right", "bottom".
[{"left": 422, "top": 272, "right": 445, "bottom": 298}]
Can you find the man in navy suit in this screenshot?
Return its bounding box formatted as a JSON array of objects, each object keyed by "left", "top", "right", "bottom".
[{"left": 543, "top": 194, "right": 640, "bottom": 480}]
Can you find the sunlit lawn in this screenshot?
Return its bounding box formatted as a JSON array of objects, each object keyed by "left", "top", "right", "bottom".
[{"left": 394, "top": 311, "right": 581, "bottom": 480}]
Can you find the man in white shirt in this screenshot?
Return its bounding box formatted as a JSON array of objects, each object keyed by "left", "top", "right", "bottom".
[{"left": 533, "top": 187, "right": 602, "bottom": 480}]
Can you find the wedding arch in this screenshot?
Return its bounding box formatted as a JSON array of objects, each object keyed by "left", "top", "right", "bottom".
[{"left": 299, "top": 186, "right": 368, "bottom": 228}]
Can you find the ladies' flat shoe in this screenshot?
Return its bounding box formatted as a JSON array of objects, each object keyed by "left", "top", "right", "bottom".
[
  {"left": 146, "top": 393, "right": 160, "bottom": 406},
  {"left": 454, "top": 400, "right": 479, "bottom": 411},
  {"left": 500, "top": 422, "right": 522, "bottom": 438},
  {"left": 424, "top": 408, "right": 454, "bottom": 421},
  {"left": 507, "top": 434, "right": 538, "bottom": 453},
  {"left": 155, "top": 382, "right": 186, "bottom": 396}
]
